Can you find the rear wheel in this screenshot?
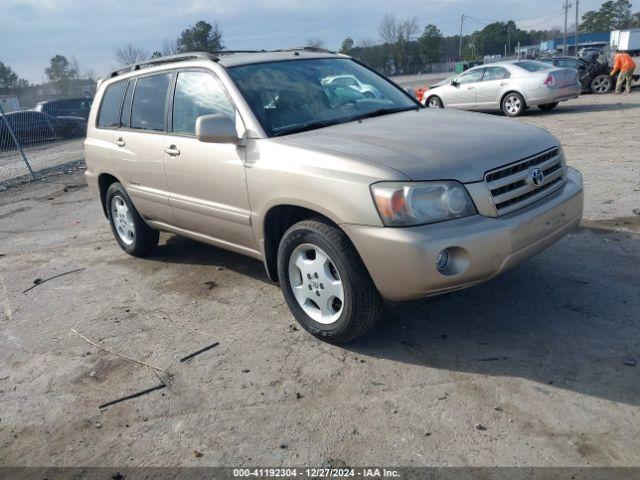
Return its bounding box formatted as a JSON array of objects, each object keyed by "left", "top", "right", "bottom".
[
  {"left": 591, "top": 75, "right": 612, "bottom": 94},
  {"left": 502, "top": 92, "right": 526, "bottom": 117},
  {"left": 277, "top": 218, "right": 382, "bottom": 343},
  {"left": 106, "top": 182, "right": 159, "bottom": 257},
  {"left": 426, "top": 96, "right": 443, "bottom": 108},
  {"left": 538, "top": 102, "right": 559, "bottom": 111}
]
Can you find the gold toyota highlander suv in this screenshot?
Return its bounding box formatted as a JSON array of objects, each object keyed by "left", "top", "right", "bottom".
[{"left": 85, "top": 50, "right": 583, "bottom": 342}]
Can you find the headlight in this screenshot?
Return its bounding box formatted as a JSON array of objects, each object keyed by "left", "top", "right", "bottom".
[{"left": 371, "top": 181, "right": 476, "bottom": 226}]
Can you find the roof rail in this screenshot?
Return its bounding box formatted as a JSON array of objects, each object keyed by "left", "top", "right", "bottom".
[
  {"left": 110, "top": 52, "right": 217, "bottom": 78},
  {"left": 272, "top": 47, "right": 337, "bottom": 54}
]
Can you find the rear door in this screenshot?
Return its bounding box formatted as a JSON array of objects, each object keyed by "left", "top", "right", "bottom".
[
  {"left": 163, "top": 69, "right": 255, "bottom": 251},
  {"left": 475, "top": 66, "right": 510, "bottom": 108},
  {"left": 110, "top": 73, "right": 174, "bottom": 223},
  {"left": 445, "top": 68, "right": 484, "bottom": 108}
]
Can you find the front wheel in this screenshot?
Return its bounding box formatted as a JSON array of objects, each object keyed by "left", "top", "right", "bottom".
[
  {"left": 591, "top": 75, "right": 612, "bottom": 94},
  {"left": 538, "top": 102, "right": 559, "bottom": 111},
  {"left": 502, "top": 92, "right": 526, "bottom": 117},
  {"left": 106, "top": 182, "right": 159, "bottom": 257},
  {"left": 426, "top": 96, "right": 443, "bottom": 108},
  {"left": 277, "top": 218, "right": 382, "bottom": 343}
]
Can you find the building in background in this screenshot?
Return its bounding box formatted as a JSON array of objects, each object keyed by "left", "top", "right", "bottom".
[{"left": 539, "top": 32, "right": 610, "bottom": 55}]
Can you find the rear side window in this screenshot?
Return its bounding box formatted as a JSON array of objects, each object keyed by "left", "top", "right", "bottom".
[
  {"left": 514, "top": 61, "right": 552, "bottom": 72},
  {"left": 98, "top": 81, "right": 127, "bottom": 128},
  {"left": 483, "top": 67, "right": 510, "bottom": 81},
  {"left": 171, "top": 71, "right": 234, "bottom": 135},
  {"left": 131, "top": 73, "right": 171, "bottom": 132}
]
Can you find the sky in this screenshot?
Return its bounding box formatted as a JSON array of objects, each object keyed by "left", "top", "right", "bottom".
[{"left": 2, "top": 0, "right": 607, "bottom": 84}]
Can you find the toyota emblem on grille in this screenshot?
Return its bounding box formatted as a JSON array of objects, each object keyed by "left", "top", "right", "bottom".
[{"left": 529, "top": 168, "right": 544, "bottom": 187}]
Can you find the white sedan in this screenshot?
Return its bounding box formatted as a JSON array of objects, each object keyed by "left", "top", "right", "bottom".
[{"left": 422, "top": 60, "right": 581, "bottom": 117}]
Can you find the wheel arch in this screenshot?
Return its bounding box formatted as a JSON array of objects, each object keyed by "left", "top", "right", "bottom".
[
  {"left": 262, "top": 204, "right": 342, "bottom": 283},
  {"left": 424, "top": 94, "right": 443, "bottom": 107},
  {"left": 500, "top": 90, "right": 527, "bottom": 109},
  {"left": 97, "top": 172, "right": 121, "bottom": 218}
]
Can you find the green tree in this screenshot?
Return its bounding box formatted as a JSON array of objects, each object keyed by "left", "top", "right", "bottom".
[
  {"left": 0, "top": 61, "right": 19, "bottom": 89},
  {"left": 177, "top": 20, "right": 224, "bottom": 53},
  {"left": 340, "top": 37, "right": 354, "bottom": 54},
  {"left": 45, "top": 55, "right": 77, "bottom": 83},
  {"left": 44, "top": 55, "right": 78, "bottom": 96},
  {"left": 418, "top": 24, "right": 443, "bottom": 64},
  {"left": 581, "top": 0, "right": 633, "bottom": 32}
]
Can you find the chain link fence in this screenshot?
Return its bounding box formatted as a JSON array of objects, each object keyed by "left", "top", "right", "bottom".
[{"left": 0, "top": 80, "right": 96, "bottom": 188}]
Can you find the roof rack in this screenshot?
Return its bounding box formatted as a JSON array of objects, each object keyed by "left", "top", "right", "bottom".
[
  {"left": 110, "top": 52, "right": 216, "bottom": 78},
  {"left": 272, "top": 47, "right": 337, "bottom": 54},
  {"left": 108, "top": 48, "right": 339, "bottom": 78}
]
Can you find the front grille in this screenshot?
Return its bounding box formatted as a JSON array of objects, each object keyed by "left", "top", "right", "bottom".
[{"left": 485, "top": 147, "right": 566, "bottom": 216}]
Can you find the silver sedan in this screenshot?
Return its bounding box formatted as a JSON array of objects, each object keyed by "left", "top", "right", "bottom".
[{"left": 422, "top": 60, "right": 581, "bottom": 117}]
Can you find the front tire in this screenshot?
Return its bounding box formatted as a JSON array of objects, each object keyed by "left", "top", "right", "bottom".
[
  {"left": 277, "top": 218, "right": 382, "bottom": 343},
  {"left": 426, "top": 96, "right": 443, "bottom": 108},
  {"left": 106, "top": 182, "right": 159, "bottom": 257},
  {"left": 591, "top": 75, "right": 612, "bottom": 94},
  {"left": 502, "top": 92, "right": 526, "bottom": 117},
  {"left": 538, "top": 102, "right": 559, "bottom": 111}
]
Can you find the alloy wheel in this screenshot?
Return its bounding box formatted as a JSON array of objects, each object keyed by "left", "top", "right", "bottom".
[
  {"left": 287, "top": 243, "right": 345, "bottom": 324},
  {"left": 110, "top": 195, "right": 135, "bottom": 245},
  {"left": 505, "top": 95, "right": 522, "bottom": 115}
]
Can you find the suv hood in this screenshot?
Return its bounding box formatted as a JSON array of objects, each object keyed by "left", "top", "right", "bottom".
[{"left": 283, "top": 108, "right": 558, "bottom": 183}]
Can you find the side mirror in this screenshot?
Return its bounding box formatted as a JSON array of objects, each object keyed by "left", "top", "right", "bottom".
[
  {"left": 196, "top": 114, "right": 239, "bottom": 144},
  {"left": 451, "top": 80, "right": 459, "bottom": 87}
]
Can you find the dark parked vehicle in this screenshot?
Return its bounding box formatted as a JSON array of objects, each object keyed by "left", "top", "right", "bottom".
[
  {"left": 0, "top": 111, "right": 86, "bottom": 150},
  {"left": 539, "top": 56, "right": 613, "bottom": 94},
  {"left": 34, "top": 97, "right": 93, "bottom": 119}
]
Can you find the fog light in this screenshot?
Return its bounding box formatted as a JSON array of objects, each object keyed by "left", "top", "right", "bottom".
[{"left": 436, "top": 249, "right": 450, "bottom": 271}]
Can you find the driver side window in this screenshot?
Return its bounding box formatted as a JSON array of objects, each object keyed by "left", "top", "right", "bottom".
[
  {"left": 172, "top": 71, "right": 235, "bottom": 136},
  {"left": 457, "top": 69, "right": 484, "bottom": 85}
]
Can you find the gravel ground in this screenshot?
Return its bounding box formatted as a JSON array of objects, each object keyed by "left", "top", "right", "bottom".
[{"left": 0, "top": 92, "right": 639, "bottom": 468}]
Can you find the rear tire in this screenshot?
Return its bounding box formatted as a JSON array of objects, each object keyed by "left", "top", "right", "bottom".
[
  {"left": 277, "top": 218, "right": 382, "bottom": 343},
  {"left": 426, "top": 96, "right": 443, "bottom": 108},
  {"left": 590, "top": 75, "right": 612, "bottom": 94},
  {"left": 538, "top": 102, "right": 559, "bottom": 111},
  {"left": 106, "top": 182, "right": 159, "bottom": 257},
  {"left": 502, "top": 92, "right": 526, "bottom": 117}
]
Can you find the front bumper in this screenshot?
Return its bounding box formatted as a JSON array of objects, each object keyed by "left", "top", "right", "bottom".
[{"left": 343, "top": 167, "right": 583, "bottom": 301}]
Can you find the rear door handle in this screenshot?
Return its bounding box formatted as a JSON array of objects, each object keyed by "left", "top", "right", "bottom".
[
  {"left": 115, "top": 137, "right": 125, "bottom": 147},
  {"left": 165, "top": 145, "right": 180, "bottom": 156}
]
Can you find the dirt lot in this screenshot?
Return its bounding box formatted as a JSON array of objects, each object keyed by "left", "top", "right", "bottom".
[{"left": 1, "top": 92, "right": 639, "bottom": 468}]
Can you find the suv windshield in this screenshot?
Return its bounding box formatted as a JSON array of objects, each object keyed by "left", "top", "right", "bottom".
[{"left": 227, "top": 58, "right": 418, "bottom": 137}]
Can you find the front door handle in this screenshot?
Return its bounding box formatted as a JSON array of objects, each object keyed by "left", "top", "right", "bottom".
[
  {"left": 115, "top": 137, "right": 125, "bottom": 147},
  {"left": 165, "top": 145, "right": 180, "bottom": 156}
]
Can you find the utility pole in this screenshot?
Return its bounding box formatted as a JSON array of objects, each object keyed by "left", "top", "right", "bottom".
[
  {"left": 575, "top": 0, "right": 579, "bottom": 55},
  {"left": 459, "top": 14, "right": 465, "bottom": 61},
  {"left": 563, "top": 0, "right": 571, "bottom": 55}
]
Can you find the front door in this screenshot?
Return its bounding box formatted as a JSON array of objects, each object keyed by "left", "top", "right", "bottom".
[
  {"left": 163, "top": 69, "right": 256, "bottom": 252},
  {"left": 446, "top": 68, "right": 484, "bottom": 108}
]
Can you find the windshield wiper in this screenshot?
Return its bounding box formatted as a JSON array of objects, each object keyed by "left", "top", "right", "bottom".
[
  {"left": 272, "top": 119, "right": 338, "bottom": 137},
  {"left": 346, "top": 106, "right": 419, "bottom": 123}
]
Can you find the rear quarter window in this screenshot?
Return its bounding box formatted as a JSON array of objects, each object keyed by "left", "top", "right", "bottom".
[{"left": 98, "top": 81, "right": 127, "bottom": 128}]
